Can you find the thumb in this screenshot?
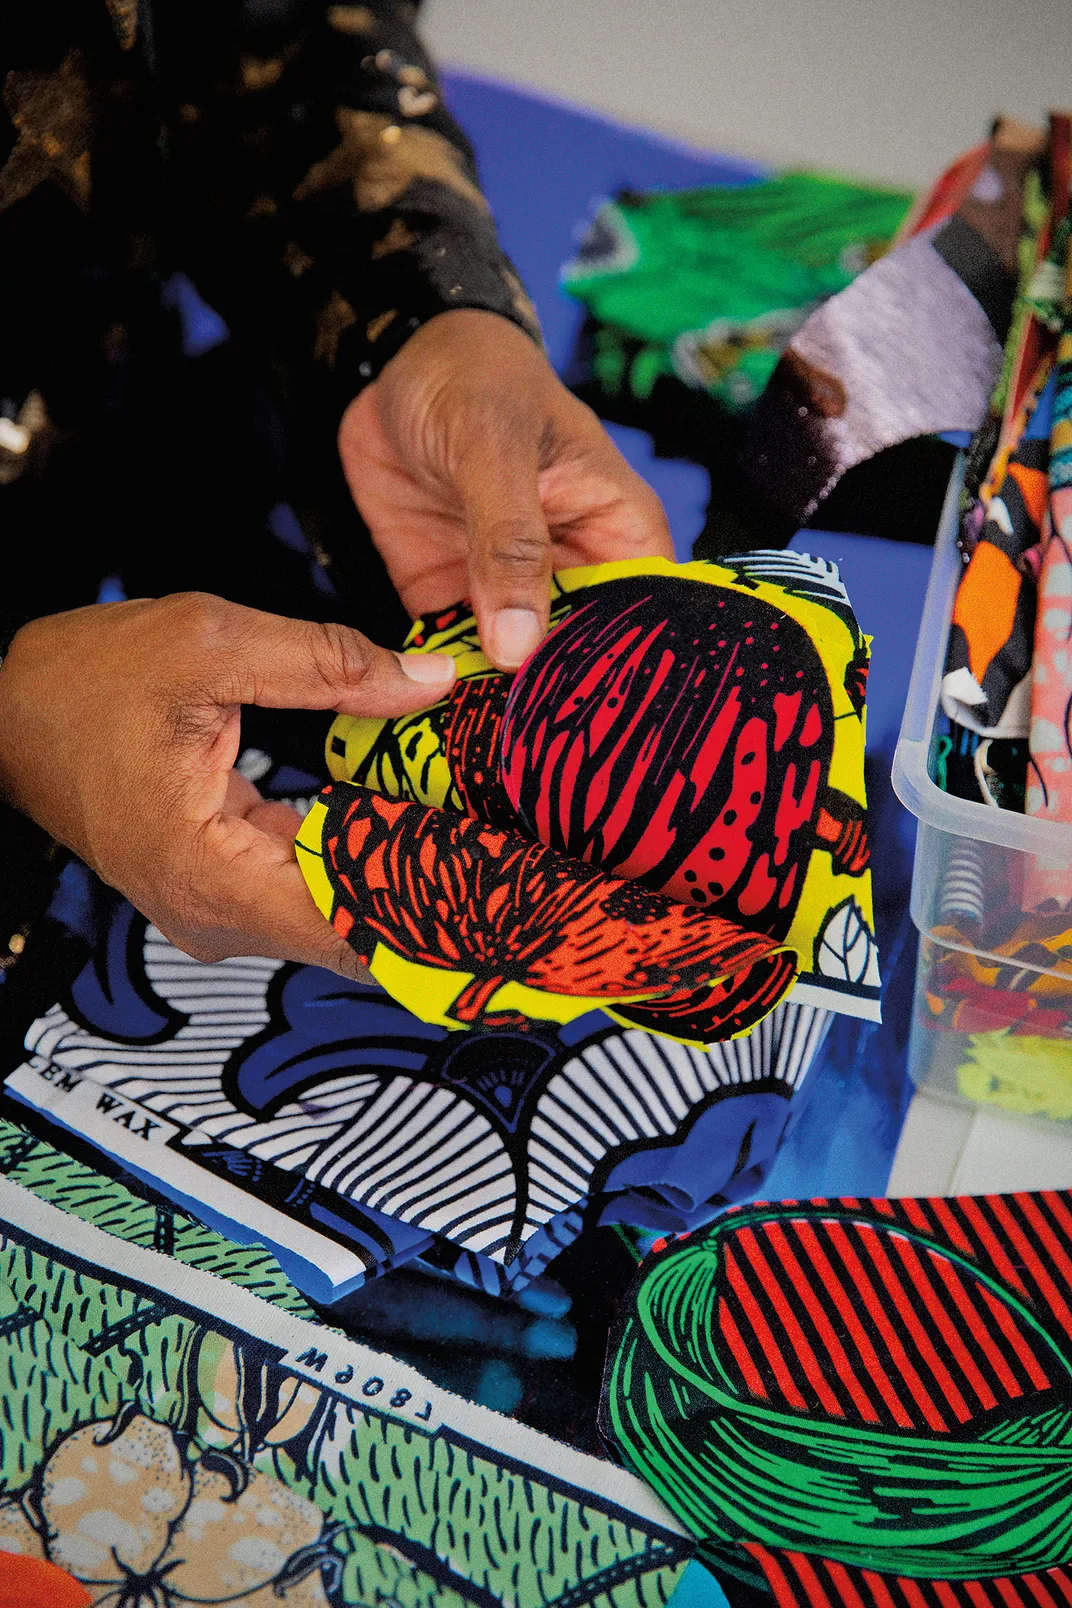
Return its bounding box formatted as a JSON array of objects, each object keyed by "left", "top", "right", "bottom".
[
  {"left": 456, "top": 428, "right": 552, "bottom": 671},
  {"left": 198, "top": 599, "right": 456, "bottom": 717}
]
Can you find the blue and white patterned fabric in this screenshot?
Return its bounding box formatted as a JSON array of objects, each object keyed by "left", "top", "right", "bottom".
[{"left": 8, "top": 895, "right": 830, "bottom": 1302}]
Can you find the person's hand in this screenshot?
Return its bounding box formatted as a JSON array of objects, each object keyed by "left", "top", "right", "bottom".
[
  {"left": 0, "top": 595, "right": 455, "bottom": 973},
  {"left": 338, "top": 309, "right": 675, "bottom": 670}
]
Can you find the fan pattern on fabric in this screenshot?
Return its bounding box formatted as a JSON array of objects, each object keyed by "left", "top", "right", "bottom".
[{"left": 13, "top": 912, "right": 826, "bottom": 1283}]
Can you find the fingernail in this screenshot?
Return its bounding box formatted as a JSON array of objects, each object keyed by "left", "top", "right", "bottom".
[
  {"left": 490, "top": 608, "right": 541, "bottom": 669},
  {"left": 397, "top": 651, "right": 456, "bottom": 685}
]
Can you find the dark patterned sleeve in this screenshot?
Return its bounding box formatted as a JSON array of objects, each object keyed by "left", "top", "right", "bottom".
[
  {"left": 0, "top": 615, "right": 65, "bottom": 998},
  {"left": 159, "top": 0, "right": 543, "bottom": 405}
]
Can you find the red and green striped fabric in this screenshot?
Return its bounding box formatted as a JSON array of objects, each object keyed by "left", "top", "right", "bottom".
[{"left": 605, "top": 1190, "right": 1072, "bottom": 1604}]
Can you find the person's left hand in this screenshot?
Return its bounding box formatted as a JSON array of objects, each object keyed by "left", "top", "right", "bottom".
[{"left": 337, "top": 309, "right": 675, "bottom": 671}]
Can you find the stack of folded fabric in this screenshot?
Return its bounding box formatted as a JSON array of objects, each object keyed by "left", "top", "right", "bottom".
[
  {"left": 920, "top": 115, "right": 1072, "bottom": 1115},
  {"left": 736, "top": 117, "right": 1042, "bottom": 540},
  {"left": 562, "top": 170, "right": 914, "bottom": 453},
  {"left": 565, "top": 120, "right": 1063, "bottom": 553},
  {"left": 940, "top": 113, "right": 1072, "bottom": 821}
]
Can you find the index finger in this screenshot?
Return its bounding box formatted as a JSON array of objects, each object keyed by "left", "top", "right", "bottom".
[
  {"left": 154, "top": 812, "right": 370, "bottom": 979},
  {"left": 454, "top": 430, "right": 552, "bottom": 672}
]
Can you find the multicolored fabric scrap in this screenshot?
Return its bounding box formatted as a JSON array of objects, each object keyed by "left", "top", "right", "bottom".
[
  {"left": 562, "top": 172, "right": 913, "bottom": 415},
  {"left": 0, "top": 1121, "right": 691, "bottom": 1607},
  {"left": 6, "top": 895, "right": 830, "bottom": 1299},
  {"left": 916, "top": 119, "right": 1072, "bottom": 1116},
  {"left": 942, "top": 114, "right": 1071, "bottom": 753},
  {"left": 941, "top": 360, "right": 1054, "bottom": 736},
  {"left": 1026, "top": 244, "right": 1072, "bottom": 840},
  {"left": 604, "top": 1189, "right": 1072, "bottom": 1608},
  {"left": 920, "top": 926, "right": 1072, "bottom": 1040},
  {"left": 909, "top": 830, "right": 1072, "bottom": 1123},
  {"left": 300, "top": 553, "right": 879, "bottom": 1042},
  {"left": 738, "top": 118, "right": 1045, "bottom": 528}
]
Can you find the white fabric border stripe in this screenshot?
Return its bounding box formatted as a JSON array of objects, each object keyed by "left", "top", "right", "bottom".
[{"left": 0, "top": 1171, "right": 686, "bottom": 1537}]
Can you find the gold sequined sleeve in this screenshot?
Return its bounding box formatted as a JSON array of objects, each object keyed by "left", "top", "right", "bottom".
[{"left": 156, "top": 0, "right": 542, "bottom": 404}]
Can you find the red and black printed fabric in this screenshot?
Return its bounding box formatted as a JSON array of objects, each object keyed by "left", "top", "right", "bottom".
[
  {"left": 301, "top": 554, "right": 880, "bottom": 1042},
  {"left": 497, "top": 575, "right": 869, "bottom": 928},
  {"left": 605, "top": 1190, "right": 1072, "bottom": 1608}
]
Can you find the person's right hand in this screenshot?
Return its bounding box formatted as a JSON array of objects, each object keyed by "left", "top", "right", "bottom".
[{"left": 0, "top": 594, "right": 456, "bottom": 976}]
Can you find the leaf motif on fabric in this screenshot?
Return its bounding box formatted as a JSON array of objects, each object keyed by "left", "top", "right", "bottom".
[{"left": 814, "top": 896, "right": 880, "bottom": 986}]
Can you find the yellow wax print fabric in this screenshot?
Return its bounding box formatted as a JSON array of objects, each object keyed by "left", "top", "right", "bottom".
[{"left": 297, "top": 553, "right": 879, "bottom": 1038}]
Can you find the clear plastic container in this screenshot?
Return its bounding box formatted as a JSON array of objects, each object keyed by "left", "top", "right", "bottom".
[{"left": 891, "top": 461, "right": 1072, "bottom": 1121}]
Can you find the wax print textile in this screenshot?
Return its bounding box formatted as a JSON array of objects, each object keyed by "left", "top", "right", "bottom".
[
  {"left": 5, "top": 896, "right": 829, "bottom": 1303},
  {"left": 304, "top": 553, "right": 879, "bottom": 1041},
  {"left": 605, "top": 1189, "right": 1072, "bottom": 1608},
  {"left": 0, "top": 1118, "right": 690, "bottom": 1607}
]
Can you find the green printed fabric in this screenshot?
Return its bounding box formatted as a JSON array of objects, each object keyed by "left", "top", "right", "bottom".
[
  {"left": 603, "top": 1192, "right": 1072, "bottom": 1603},
  {"left": 0, "top": 1118, "right": 319, "bottom": 1319},
  {"left": 0, "top": 1118, "right": 689, "bottom": 1607},
  {"left": 563, "top": 173, "right": 913, "bottom": 412}
]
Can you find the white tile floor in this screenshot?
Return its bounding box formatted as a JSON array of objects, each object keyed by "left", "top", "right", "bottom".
[{"left": 888, "top": 1088, "right": 1072, "bottom": 1198}]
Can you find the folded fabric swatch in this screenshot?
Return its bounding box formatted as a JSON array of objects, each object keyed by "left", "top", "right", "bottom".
[
  {"left": 0, "top": 1124, "right": 691, "bottom": 1608},
  {"left": 738, "top": 119, "right": 1043, "bottom": 527},
  {"left": 942, "top": 360, "right": 1053, "bottom": 736},
  {"left": 313, "top": 552, "right": 880, "bottom": 1032},
  {"left": 957, "top": 123, "right": 1058, "bottom": 558},
  {"left": 7, "top": 898, "right": 829, "bottom": 1293},
  {"left": 1026, "top": 250, "right": 1072, "bottom": 844},
  {"left": 945, "top": 118, "right": 1071, "bottom": 752},
  {"left": 604, "top": 1188, "right": 1072, "bottom": 1606},
  {"left": 989, "top": 116, "right": 1069, "bottom": 468}
]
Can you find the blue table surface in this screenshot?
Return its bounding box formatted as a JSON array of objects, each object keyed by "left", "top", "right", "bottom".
[{"left": 443, "top": 68, "right": 930, "bottom": 1197}]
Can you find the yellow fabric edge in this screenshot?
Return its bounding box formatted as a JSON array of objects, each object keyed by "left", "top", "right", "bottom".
[
  {"left": 315, "top": 556, "right": 875, "bottom": 1031},
  {"left": 368, "top": 945, "right": 471, "bottom": 1031},
  {"left": 294, "top": 800, "right": 334, "bottom": 921}
]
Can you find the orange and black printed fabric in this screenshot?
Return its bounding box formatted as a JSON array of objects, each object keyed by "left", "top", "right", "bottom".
[
  {"left": 942, "top": 117, "right": 1072, "bottom": 742},
  {"left": 605, "top": 1188, "right": 1072, "bottom": 1608},
  {"left": 942, "top": 377, "right": 1052, "bottom": 734},
  {"left": 298, "top": 553, "right": 880, "bottom": 1041},
  {"left": 302, "top": 782, "right": 794, "bottom": 1040}
]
